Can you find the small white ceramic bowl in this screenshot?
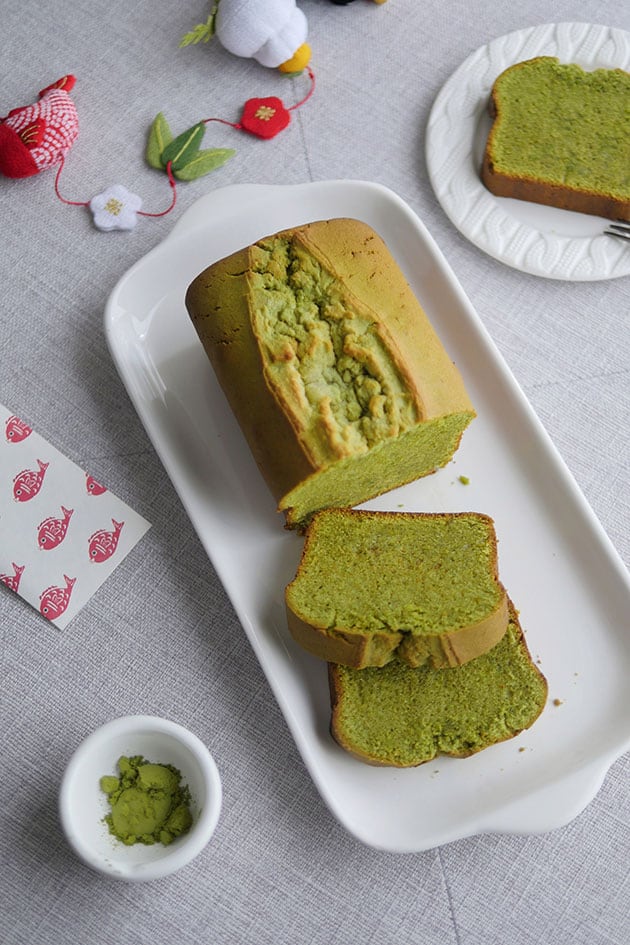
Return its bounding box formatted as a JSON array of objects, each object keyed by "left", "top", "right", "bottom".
[{"left": 59, "top": 715, "right": 222, "bottom": 881}]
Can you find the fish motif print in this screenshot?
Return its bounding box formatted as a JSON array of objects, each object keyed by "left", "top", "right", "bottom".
[
  {"left": 39, "top": 574, "right": 76, "bottom": 620},
  {"left": 37, "top": 506, "right": 74, "bottom": 551},
  {"left": 88, "top": 519, "right": 124, "bottom": 563},
  {"left": 13, "top": 459, "right": 49, "bottom": 501},
  {"left": 5, "top": 415, "right": 32, "bottom": 443},
  {"left": 85, "top": 473, "right": 107, "bottom": 496},
  {"left": 1, "top": 563, "right": 25, "bottom": 593},
  {"left": 0, "top": 403, "right": 151, "bottom": 629}
]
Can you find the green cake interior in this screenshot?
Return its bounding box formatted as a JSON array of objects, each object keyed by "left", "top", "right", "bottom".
[
  {"left": 287, "top": 510, "right": 502, "bottom": 636},
  {"left": 489, "top": 57, "right": 630, "bottom": 196},
  {"left": 279, "top": 413, "right": 471, "bottom": 527},
  {"left": 250, "top": 235, "right": 422, "bottom": 464},
  {"left": 330, "top": 615, "right": 548, "bottom": 767},
  {"left": 249, "top": 235, "right": 473, "bottom": 527}
]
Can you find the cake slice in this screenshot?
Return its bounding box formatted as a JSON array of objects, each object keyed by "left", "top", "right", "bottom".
[
  {"left": 185, "top": 218, "right": 475, "bottom": 530},
  {"left": 285, "top": 508, "right": 508, "bottom": 669},
  {"left": 329, "top": 601, "right": 547, "bottom": 767},
  {"left": 481, "top": 57, "right": 630, "bottom": 220}
]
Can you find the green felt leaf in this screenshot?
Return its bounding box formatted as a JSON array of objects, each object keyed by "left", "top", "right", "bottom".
[
  {"left": 173, "top": 148, "right": 236, "bottom": 181},
  {"left": 179, "top": 7, "right": 218, "bottom": 47},
  {"left": 146, "top": 112, "right": 173, "bottom": 169},
  {"left": 161, "top": 122, "right": 205, "bottom": 171}
]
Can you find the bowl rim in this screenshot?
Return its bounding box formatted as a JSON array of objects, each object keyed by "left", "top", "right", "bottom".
[{"left": 59, "top": 714, "right": 222, "bottom": 881}]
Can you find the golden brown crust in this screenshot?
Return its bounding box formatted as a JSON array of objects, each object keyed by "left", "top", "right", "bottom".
[
  {"left": 288, "top": 584, "right": 509, "bottom": 670},
  {"left": 482, "top": 151, "right": 630, "bottom": 220},
  {"left": 289, "top": 219, "right": 473, "bottom": 419},
  {"left": 185, "top": 245, "right": 316, "bottom": 500},
  {"left": 287, "top": 608, "right": 402, "bottom": 668},
  {"left": 396, "top": 587, "right": 508, "bottom": 669}
]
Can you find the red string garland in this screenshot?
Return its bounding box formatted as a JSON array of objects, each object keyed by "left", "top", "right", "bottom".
[{"left": 49, "top": 66, "right": 315, "bottom": 227}]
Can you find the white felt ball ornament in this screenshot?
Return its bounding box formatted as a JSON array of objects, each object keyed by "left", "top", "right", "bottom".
[{"left": 215, "top": 0, "right": 311, "bottom": 72}]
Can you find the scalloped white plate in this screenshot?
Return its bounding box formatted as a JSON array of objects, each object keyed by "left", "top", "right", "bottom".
[
  {"left": 426, "top": 22, "right": 630, "bottom": 280},
  {"left": 105, "top": 181, "right": 630, "bottom": 852}
]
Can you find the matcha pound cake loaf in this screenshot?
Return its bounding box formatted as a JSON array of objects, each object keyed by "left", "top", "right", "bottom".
[
  {"left": 185, "top": 218, "right": 475, "bottom": 530},
  {"left": 285, "top": 508, "right": 508, "bottom": 669},
  {"left": 482, "top": 57, "right": 630, "bottom": 220},
  {"left": 329, "top": 602, "right": 548, "bottom": 767}
]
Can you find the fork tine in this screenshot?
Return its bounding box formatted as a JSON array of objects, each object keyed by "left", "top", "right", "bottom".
[{"left": 604, "top": 221, "right": 630, "bottom": 240}]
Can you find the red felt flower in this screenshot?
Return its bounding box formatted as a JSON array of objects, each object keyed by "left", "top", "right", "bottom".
[{"left": 240, "top": 97, "right": 291, "bottom": 140}]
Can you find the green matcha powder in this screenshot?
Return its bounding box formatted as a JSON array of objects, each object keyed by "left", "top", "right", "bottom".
[{"left": 100, "top": 755, "right": 193, "bottom": 846}]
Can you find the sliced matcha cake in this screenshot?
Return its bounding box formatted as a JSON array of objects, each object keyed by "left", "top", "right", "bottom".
[
  {"left": 482, "top": 57, "right": 630, "bottom": 220},
  {"left": 285, "top": 508, "right": 509, "bottom": 669},
  {"left": 329, "top": 601, "right": 548, "bottom": 767},
  {"left": 185, "top": 219, "right": 475, "bottom": 530}
]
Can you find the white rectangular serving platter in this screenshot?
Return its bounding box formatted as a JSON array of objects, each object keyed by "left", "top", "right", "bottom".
[{"left": 105, "top": 181, "right": 630, "bottom": 853}]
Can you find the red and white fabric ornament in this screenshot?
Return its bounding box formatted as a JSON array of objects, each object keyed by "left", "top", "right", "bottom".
[
  {"left": 0, "top": 64, "right": 314, "bottom": 231},
  {"left": 0, "top": 75, "right": 78, "bottom": 179}
]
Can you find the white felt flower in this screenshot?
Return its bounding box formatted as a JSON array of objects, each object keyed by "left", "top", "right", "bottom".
[{"left": 89, "top": 184, "right": 142, "bottom": 231}]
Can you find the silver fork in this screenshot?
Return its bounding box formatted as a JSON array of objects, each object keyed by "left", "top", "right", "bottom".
[{"left": 604, "top": 221, "right": 630, "bottom": 241}]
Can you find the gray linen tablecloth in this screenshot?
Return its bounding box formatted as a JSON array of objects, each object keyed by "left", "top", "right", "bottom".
[{"left": 2, "top": 1, "right": 629, "bottom": 943}]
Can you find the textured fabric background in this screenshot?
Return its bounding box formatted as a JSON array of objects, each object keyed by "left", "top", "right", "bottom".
[{"left": 1, "top": 1, "right": 629, "bottom": 943}]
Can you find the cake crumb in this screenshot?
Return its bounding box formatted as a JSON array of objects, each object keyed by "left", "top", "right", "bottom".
[
  {"left": 553, "top": 698, "right": 563, "bottom": 706},
  {"left": 458, "top": 475, "right": 470, "bottom": 485},
  {"left": 518, "top": 747, "right": 527, "bottom": 753}
]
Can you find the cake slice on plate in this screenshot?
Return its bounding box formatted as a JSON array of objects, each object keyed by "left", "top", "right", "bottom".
[
  {"left": 482, "top": 56, "right": 630, "bottom": 220},
  {"left": 285, "top": 508, "right": 509, "bottom": 669},
  {"left": 329, "top": 600, "right": 547, "bottom": 767}
]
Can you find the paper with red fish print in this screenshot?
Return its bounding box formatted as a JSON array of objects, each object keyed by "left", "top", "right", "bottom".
[
  {"left": 39, "top": 574, "right": 76, "bottom": 621},
  {"left": 5, "top": 415, "right": 32, "bottom": 443},
  {"left": 13, "top": 459, "right": 49, "bottom": 501},
  {"left": 85, "top": 473, "right": 107, "bottom": 496},
  {"left": 88, "top": 519, "right": 124, "bottom": 563},
  {"left": 38, "top": 506, "right": 74, "bottom": 551},
  {"left": 0, "top": 403, "right": 150, "bottom": 629},
  {"left": 1, "top": 563, "right": 25, "bottom": 593}
]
